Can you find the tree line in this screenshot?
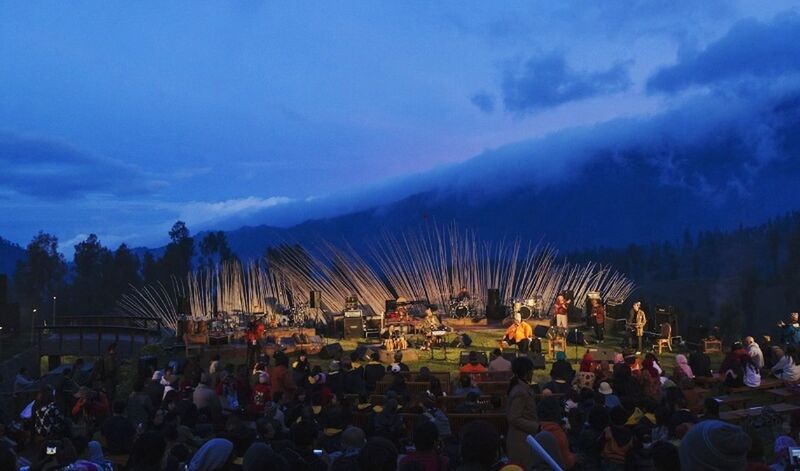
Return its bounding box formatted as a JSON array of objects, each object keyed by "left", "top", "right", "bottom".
[{"left": 9, "top": 221, "right": 235, "bottom": 318}]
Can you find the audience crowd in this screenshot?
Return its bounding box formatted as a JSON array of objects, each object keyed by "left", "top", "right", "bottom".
[{"left": 0, "top": 332, "right": 799, "bottom": 471}]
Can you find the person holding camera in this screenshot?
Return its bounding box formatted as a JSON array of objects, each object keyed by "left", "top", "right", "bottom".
[{"left": 779, "top": 312, "right": 800, "bottom": 347}]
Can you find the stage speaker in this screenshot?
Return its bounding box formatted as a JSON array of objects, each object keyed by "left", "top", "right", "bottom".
[
  {"left": 606, "top": 299, "right": 625, "bottom": 319},
  {"left": 593, "top": 349, "right": 617, "bottom": 362},
  {"left": 319, "top": 343, "right": 343, "bottom": 360},
  {"left": 0, "top": 274, "right": 7, "bottom": 304},
  {"left": 566, "top": 329, "right": 586, "bottom": 345},
  {"left": 309, "top": 290, "right": 322, "bottom": 309},
  {"left": 486, "top": 288, "right": 502, "bottom": 319},
  {"left": 385, "top": 299, "right": 397, "bottom": 313},
  {"left": 177, "top": 296, "right": 191, "bottom": 316},
  {"left": 459, "top": 351, "right": 488, "bottom": 366},
  {"left": 343, "top": 318, "right": 364, "bottom": 340},
  {"left": 530, "top": 337, "right": 542, "bottom": 354},
  {"left": 533, "top": 325, "right": 550, "bottom": 338},
  {"left": 528, "top": 352, "right": 546, "bottom": 370},
  {"left": 460, "top": 333, "right": 473, "bottom": 348},
  {"left": 502, "top": 352, "right": 518, "bottom": 362}
]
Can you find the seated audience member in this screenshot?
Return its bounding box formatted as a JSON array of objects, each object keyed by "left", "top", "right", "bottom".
[
  {"left": 488, "top": 348, "right": 512, "bottom": 373},
  {"left": 577, "top": 405, "right": 608, "bottom": 470},
  {"left": 651, "top": 441, "right": 681, "bottom": 471},
  {"left": 415, "top": 367, "right": 443, "bottom": 397},
  {"left": 458, "top": 420, "right": 501, "bottom": 471},
  {"left": 771, "top": 346, "right": 800, "bottom": 381},
  {"left": 720, "top": 342, "right": 748, "bottom": 387},
  {"left": 598, "top": 382, "right": 621, "bottom": 409},
  {"left": 602, "top": 407, "right": 633, "bottom": 469},
  {"left": 359, "top": 436, "right": 399, "bottom": 471},
  {"left": 679, "top": 420, "right": 751, "bottom": 470},
  {"left": 673, "top": 354, "right": 694, "bottom": 380},
  {"left": 699, "top": 397, "right": 720, "bottom": 422},
  {"left": 744, "top": 356, "right": 761, "bottom": 388},
  {"left": 688, "top": 345, "right": 712, "bottom": 378},
  {"left": 625, "top": 424, "right": 655, "bottom": 470},
  {"left": 454, "top": 391, "right": 483, "bottom": 414},
  {"left": 454, "top": 374, "right": 482, "bottom": 397},
  {"left": 460, "top": 351, "right": 488, "bottom": 383},
  {"left": 550, "top": 351, "right": 575, "bottom": 384},
  {"left": 773, "top": 436, "right": 798, "bottom": 471},
  {"left": 744, "top": 335, "right": 765, "bottom": 369},
  {"left": 399, "top": 420, "right": 450, "bottom": 471},
  {"left": 537, "top": 396, "right": 576, "bottom": 469},
  {"left": 364, "top": 352, "right": 387, "bottom": 392},
  {"left": 388, "top": 351, "right": 410, "bottom": 372},
  {"left": 328, "top": 426, "right": 366, "bottom": 471},
  {"left": 242, "top": 442, "right": 289, "bottom": 471},
  {"left": 101, "top": 400, "right": 136, "bottom": 455}
]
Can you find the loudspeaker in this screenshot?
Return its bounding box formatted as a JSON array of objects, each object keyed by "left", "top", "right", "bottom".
[
  {"left": 459, "top": 351, "right": 488, "bottom": 366},
  {"left": 460, "top": 333, "right": 473, "bottom": 348},
  {"left": 486, "top": 289, "right": 502, "bottom": 319},
  {"left": 385, "top": 299, "right": 397, "bottom": 313},
  {"left": 530, "top": 337, "right": 542, "bottom": 354},
  {"left": 606, "top": 299, "right": 625, "bottom": 319},
  {"left": 0, "top": 274, "right": 7, "bottom": 304},
  {"left": 319, "top": 343, "right": 343, "bottom": 360},
  {"left": 534, "top": 325, "right": 550, "bottom": 338},
  {"left": 502, "top": 352, "right": 518, "bottom": 362},
  {"left": 529, "top": 352, "right": 546, "bottom": 370},
  {"left": 309, "top": 291, "right": 322, "bottom": 309},
  {"left": 566, "top": 330, "right": 586, "bottom": 345},
  {"left": 177, "top": 296, "right": 191, "bottom": 316},
  {"left": 343, "top": 318, "right": 364, "bottom": 340}
]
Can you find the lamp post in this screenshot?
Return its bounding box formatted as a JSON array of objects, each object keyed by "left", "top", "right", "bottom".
[
  {"left": 52, "top": 296, "right": 57, "bottom": 326},
  {"left": 31, "top": 308, "right": 37, "bottom": 344}
]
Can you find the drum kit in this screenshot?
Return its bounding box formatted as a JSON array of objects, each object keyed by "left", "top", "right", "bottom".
[
  {"left": 510, "top": 296, "right": 543, "bottom": 320},
  {"left": 448, "top": 297, "right": 481, "bottom": 319}
]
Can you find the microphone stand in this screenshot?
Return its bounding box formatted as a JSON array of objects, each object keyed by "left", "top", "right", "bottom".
[{"left": 574, "top": 328, "right": 579, "bottom": 364}]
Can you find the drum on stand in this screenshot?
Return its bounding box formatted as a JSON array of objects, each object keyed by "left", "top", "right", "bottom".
[
  {"left": 518, "top": 305, "right": 533, "bottom": 320},
  {"left": 454, "top": 304, "right": 470, "bottom": 318}
]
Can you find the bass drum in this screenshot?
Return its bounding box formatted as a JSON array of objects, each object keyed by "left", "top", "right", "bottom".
[
  {"left": 518, "top": 306, "right": 533, "bottom": 320},
  {"left": 454, "top": 304, "right": 470, "bottom": 318}
]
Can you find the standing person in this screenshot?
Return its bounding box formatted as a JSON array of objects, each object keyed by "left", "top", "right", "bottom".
[
  {"left": 554, "top": 295, "right": 570, "bottom": 329},
  {"left": 95, "top": 343, "right": 119, "bottom": 400},
  {"left": 506, "top": 357, "right": 539, "bottom": 470},
  {"left": 244, "top": 322, "right": 264, "bottom": 371},
  {"left": 590, "top": 298, "right": 605, "bottom": 343},
  {"left": 627, "top": 302, "right": 647, "bottom": 352},
  {"left": 501, "top": 313, "right": 533, "bottom": 353},
  {"left": 271, "top": 351, "right": 296, "bottom": 402},
  {"left": 779, "top": 312, "right": 800, "bottom": 347}
]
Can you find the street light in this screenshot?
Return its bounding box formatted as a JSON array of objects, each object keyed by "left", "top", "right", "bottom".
[
  {"left": 31, "top": 308, "right": 37, "bottom": 343},
  {"left": 52, "top": 296, "right": 57, "bottom": 326}
]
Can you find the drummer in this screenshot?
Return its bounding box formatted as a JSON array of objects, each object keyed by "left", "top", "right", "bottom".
[{"left": 455, "top": 287, "right": 471, "bottom": 302}]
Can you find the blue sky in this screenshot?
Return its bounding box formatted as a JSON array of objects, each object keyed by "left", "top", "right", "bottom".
[{"left": 1, "top": 1, "right": 798, "bottom": 249}]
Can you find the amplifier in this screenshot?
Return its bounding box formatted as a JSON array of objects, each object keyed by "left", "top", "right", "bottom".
[
  {"left": 344, "top": 310, "right": 363, "bottom": 318},
  {"left": 343, "top": 317, "right": 364, "bottom": 339}
]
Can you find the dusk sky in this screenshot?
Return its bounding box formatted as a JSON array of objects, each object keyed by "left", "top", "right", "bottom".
[{"left": 1, "top": 1, "right": 798, "bottom": 249}]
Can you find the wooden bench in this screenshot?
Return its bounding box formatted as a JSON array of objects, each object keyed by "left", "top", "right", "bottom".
[
  {"left": 728, "top": 377, "right": 784, "bottom": 393},
  {"left": 720, "top": 403, "right": 800, "bottom": 423},
  {"left": 459, "top": 371, "right": 513, "bottom": 382},
  {"left": 694, "top": 375, "right": 723, "bottom": 388},
  {"left": 375, "top": 381, "right": 450, "bottom": 396},
  {"left": 767, "top": 388, "right": 800, "bottom": 404},
  {"left": 713, "top": 395, "right": 751, "bottom": 410},
  {"left": 478, "top": 381, "right": 510, "bottom": 397},
  {"left": 368, "top": 394, "right": 499, "bottom": 411}
]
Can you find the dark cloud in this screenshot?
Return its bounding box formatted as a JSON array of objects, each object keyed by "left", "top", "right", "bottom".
[
  {"left": 501, "top": 52, "right": 631, "bottom": 113},
  {"left": 470, "top": 91, "right": 496, "bottom": 113},
  {"left": 0, "top": 132, "right": 165, "bottom": 199},
  {"left": 647, "top": 12, "right": 800, "bottom": 94}
]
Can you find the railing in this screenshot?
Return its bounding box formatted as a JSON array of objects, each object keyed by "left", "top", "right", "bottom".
[{"left": 35, "top": 315, "right": 164, "bottom": 358}]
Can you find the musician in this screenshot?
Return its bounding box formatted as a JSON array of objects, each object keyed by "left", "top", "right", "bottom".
[
  {"left": 501, "top": 313, "right": 533, "bottom": 353},
  {"left": 590, "top": 298, "right": 606, "bottom": 343},
  {"left": 554, "top": 294, "right": 570, "bottom": 328},
  {"left": 627, "top": 301, "right": 647, "bottom": 351},
  {"left": 244, "top": 321, "right": 265, "bottom": 370},
  {"left": 455, "top": 287, "right": 471, "bottom": 302},
  {"left": 422, "top": 305, "right": 443, "bottom": 350}
]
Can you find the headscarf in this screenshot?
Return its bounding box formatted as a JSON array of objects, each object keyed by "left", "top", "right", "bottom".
[
  {"left": 580, "top": 352, "right": 594, "bottom": 372},
  {"left": 87, "top": 441, "right": 105, "bottom": 463},
  {"left": 775, "top": 435, "right": 798, "bottom": 458},
  {"left": 188, "top": 438, "right": 234, "bottom": 471},
  {"left": 675, "top": 354, "right": 694, "bottom": 378},
  {"left": 555, "top": 351, "right": 567, "bottom": 362}
]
